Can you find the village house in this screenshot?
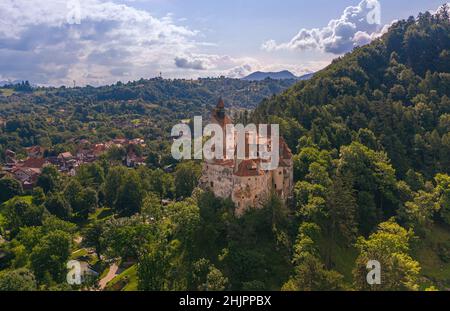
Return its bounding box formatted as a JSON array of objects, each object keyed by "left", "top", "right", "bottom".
[
  {"left": 76, "top": 148, "right": 97, "bottom": 163},
  {"left": 21, "top": 157, "right": 47, "bottom": 170},
  {"left": 58, "top": 152, "right": 76, "bottom": 172},
  {"left": 199, "top": 99, "right": 294, "bottom": 216},
  {"left": 11, "top": 167, "right": 41, "bottom": 190},
  {"left": 25, "top": 146, "right": 45, "bottom": 158},
  {"left": 4, "top": 149, "right": 17, "bottom": 168},
  {"left": 126, "top": 151, "right": 146, "bottom": 168},
  {"left": 129, "top": 138, "right": 146, "bottom": 146},
  {"left": 4, "top": 156, "right": 49, "bottom": 189},
  {"left": 1, "top": 136, "right": 147, "bottom": 188}
]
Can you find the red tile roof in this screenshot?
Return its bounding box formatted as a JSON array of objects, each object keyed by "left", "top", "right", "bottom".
[
  {"left": 25, "top": 146, "right": 41, "bottom": 153},
  {"left": 58, "top": 152, "right": 73, "bottom": 159},
  {"left": 216, "top": 98, "right": 225, "bottom": 109},
  {"left": 20, "top": 158, "right": 47, "bottom": 169},
  {"left": 211, "top": 159, "right": 235, "bottom": 167},
  {"left": 279, "top": 137, "right": 293, "bottom": 159},
  {"left": 235, "top": 159, "right": 263, "bottom": 177}
]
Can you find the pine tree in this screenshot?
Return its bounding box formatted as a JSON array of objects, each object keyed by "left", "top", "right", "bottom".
[{"left": 326, "top": 174, "right": 358, "bottom": 243}]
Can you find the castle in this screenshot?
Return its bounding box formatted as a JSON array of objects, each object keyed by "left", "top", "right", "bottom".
[{"left": 199, "top": 99, "right": 294, "bottom": 216}]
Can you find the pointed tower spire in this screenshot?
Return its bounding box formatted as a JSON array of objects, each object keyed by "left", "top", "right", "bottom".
[{"left": 217, "top": 97, "right": 225, "bottom": 109}]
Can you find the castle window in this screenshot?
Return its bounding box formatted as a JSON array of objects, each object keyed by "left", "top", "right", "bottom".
[
  {"left": 210, "top": 182, "right": 214, "bottom": 188},
  {"left": 274, "top": 183, "right": 277, "bottom": 189},
  {"left": 279, "top": 171, "right": 282, "bottom": 175}
]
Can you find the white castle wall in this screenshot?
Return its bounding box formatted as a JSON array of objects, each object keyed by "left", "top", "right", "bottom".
[{"left": 232, "top": 172, "right": 272, "bottom": 216}]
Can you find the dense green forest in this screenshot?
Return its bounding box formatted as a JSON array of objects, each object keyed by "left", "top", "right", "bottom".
[
  {"left": 0, "top": 77, "right": 294, "bottom": 161},
  {"left": 1, "top": 8, "right": 450, "bottom": 291},
  {"left": 252, "top": 7, "right": 450, "bottom": 290}
]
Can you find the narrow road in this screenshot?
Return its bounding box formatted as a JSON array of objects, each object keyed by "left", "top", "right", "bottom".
[{"left": 98, "top": 263, "right": 119, "bottom": 290}]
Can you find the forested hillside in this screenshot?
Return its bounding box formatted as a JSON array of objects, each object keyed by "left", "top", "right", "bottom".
[
  {"left": 252, "top": 7, "right": 450, "bottom": 289},
  {"left": 0, "top": 77, "right": 293, "bottom": 160},
  {"left": 1, "top": 7, "right": 450, "bottom": 292},
  {"left": 0, "top": 64, "right": 297, "bottom": 292}
]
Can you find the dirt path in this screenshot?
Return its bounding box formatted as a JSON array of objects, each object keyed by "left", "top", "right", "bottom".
[{"left": 98, "top": 263, "right": 119, "bottom": 290}]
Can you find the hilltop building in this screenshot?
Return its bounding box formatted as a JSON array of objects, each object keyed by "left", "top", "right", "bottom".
[{"left": 199, "top": 99, "right": 294, "bottom": 216}]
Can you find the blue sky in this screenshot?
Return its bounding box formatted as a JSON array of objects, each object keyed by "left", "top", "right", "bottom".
[
  {"left": 136, "top": 0, "right": 440, "bottom": 46},
  {"left": 0, "top": 0, "right": 446, "bottom": 86}
]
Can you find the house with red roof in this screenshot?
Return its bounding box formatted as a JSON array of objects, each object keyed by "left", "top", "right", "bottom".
[{"left": 25, "top": 146, "right": 45, "bottom": 158}]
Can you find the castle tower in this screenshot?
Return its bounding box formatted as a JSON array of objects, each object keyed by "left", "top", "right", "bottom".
[
  {"left": 211, "top": 97, "right": 230, "bottom": 126},
  {"left": 209, "top": 98, "right": 234, "bottom": 163},
  {"left": 215, "top": 97, "right": 225, "bottom": 119},
  {"left": 200, "top": 97, "right": 294, "bottom": 217}
]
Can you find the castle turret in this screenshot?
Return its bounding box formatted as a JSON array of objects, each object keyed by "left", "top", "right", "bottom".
[
  {"left": 213, "top": 97, "right": 226, "bottom": 120},
  {"left": 201, "top": 97, "right": 294, "bottom": 217}
]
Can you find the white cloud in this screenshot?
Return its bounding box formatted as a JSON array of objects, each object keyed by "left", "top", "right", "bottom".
[
  {"left": 222, "top": 59, "right": 327, "bottom": 79},
  {"left": 0, "top": 0, "right": 320, "bottom": 85},
  {"left": 4, "top": 0, "right": 425, "bottom": 85},
  {"left": 262, "top": 0, "right": 386, "bottom": 55},
  {"left": 171, "top": 54, "right": 261, "bottom": 78},
  {"left": 0, "top": 0, "right": 200, "bottom": 85},
  {"left": 226, "top": 64, "right": 255, "bottom": 79},
  {"left": 430, "top": 2, "right": 450, "bottom": 15},
  {"left": 174, "top": 56, "right": 207, "bottom": 70}
]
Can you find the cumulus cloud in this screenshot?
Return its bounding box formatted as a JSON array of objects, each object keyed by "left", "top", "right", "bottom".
[
  {"left": 0, "top": 0, "right": 199, "bottom": 85},
  {"left": 171, "top": 54, "right": 262, "bottom": 78},
  {"left": 0, "top": 0, "right": 312, "bottom": 85},
  {"left": 226, "top": 64, "right": 254, "bottom": 79},
  {"left": 262, "top": 0, "right": 387, "bottom": 55},
  {"left": 2, "top": 0, "right": 414, "bottom": 85},
  {"left": 209, "top": 56, "right": 262, "bottom": 79},
  {"left": 174, "top": 57, "right": 207, "bottom": 70},
  {"left": 172, "top": 51, "right": 328, "bottom": 79}
]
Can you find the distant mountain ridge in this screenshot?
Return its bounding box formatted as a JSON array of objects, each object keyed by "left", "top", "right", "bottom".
[{"left": 242, "top": 70, "right": 314, "bottom": 81}]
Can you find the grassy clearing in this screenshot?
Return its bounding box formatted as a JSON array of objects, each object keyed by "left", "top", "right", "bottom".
[
  {"left": 329, "top": 243, "right": 358, "bottom": 284},
  {"left": 0, "top": 89, "right": 14, "bottom": 96},
  {"left": 105, "top": 264, "right": 138, "bottom": 291},
  {"left": 315, "top": 224, "right": 450, "bottom": 289},
  {"left": 89, "top": 207, "right": 113, "bottom": 221},
  {"left": 317, "top": 235, "right": 358, "bottom": 285},
  {"left": 1, "top": 196, "right": 33, "bottom": 212},
  {"left": 71, "top": 248, "right": 88, "bottom": 260},
  {"left": 413, "top": 223, "right": 450, "bottom": 289}
]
